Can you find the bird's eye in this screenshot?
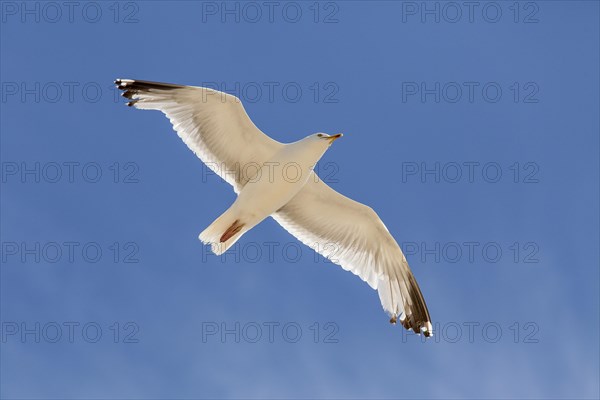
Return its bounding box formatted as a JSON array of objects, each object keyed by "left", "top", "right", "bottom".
[{"left": 317, "top": 134, "right": 323, "bottom": 137}]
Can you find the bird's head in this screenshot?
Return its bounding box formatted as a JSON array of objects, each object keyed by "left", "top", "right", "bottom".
[{"left": 291, "top": 133, "right": 344, "bottom": 168}]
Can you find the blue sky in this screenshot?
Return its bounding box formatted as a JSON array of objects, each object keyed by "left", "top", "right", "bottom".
[{"left": 1, "top": 1, "right": 599, "bottom": 398}]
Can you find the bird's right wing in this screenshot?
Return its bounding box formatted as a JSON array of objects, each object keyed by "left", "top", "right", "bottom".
[
  {"left": 116, "top": 79, "right": 282, "bottom": 193},
  {"left": 273, "top": 175, "right": 432, "bottom": 336}
]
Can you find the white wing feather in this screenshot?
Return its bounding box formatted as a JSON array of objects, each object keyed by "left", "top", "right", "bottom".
[
  {"left": 116, "top": 79, "right": 281, "bottom": 193},
  {"left": 273, "top": 175, "right": 432, "bottom": 336}
]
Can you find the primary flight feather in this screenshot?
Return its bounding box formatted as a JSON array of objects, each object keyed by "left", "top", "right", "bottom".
[{"left": 115, "top": 78, "right": 433, "bottom": 336}]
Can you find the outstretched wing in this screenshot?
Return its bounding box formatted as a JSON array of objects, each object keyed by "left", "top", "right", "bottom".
[
  {"left": 115, "top": 79, "right": 282, "bottom": 193},
  {"left": 273, "top": 175, "right": 432, "bottom": 336}
]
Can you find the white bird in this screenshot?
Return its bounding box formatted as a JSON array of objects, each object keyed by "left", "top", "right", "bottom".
[{"left": 115, "top": 79, "right": 433, "bottom": 336}]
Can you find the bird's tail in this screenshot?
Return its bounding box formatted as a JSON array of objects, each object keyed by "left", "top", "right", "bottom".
[{"left": 199, "top": 207, "right": 248, "bottom": 256}]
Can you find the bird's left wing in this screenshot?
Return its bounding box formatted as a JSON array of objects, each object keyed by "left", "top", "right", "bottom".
[
  {"left": 116, "top": 79, "right": 282, "bottom": 193},
  {"left": 273, "top": 175, "right": 432, "bottom": 336}
]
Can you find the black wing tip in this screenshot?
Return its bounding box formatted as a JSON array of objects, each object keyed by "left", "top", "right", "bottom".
[
  {"left": 115, "top": 78, "right": 184, "bottom": 107},
  {"left": 114, "top": 78, "right": 184, "bottom": 91},
  {"left": 392, "top": 273, "right": 433, "bottom": 338},
  {"left": 397, "top": 315, "right": 433, "bottom": 338}
]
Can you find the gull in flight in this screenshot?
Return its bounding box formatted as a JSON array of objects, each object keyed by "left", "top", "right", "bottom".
[{"left": 115, "top": 79, "right": 433, "bottom": 336}]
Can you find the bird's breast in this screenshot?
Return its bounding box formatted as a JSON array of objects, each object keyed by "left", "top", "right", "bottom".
[{"left": 235, "top": 150, "right": 316, "bottom": 218}]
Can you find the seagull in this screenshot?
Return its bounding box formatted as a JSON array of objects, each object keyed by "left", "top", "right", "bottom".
[{"left": 115, "top": 79, "right": 433, "bottom": 336}]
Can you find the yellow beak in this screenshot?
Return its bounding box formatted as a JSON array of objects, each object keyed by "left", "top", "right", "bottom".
[{"left": 328, "top": 133, "right": 343, "bottom": 143}]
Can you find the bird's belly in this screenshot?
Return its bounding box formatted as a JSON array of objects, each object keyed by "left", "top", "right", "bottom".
[{"left": 234, "top": 161, "right": 313, "bottom": 219}]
